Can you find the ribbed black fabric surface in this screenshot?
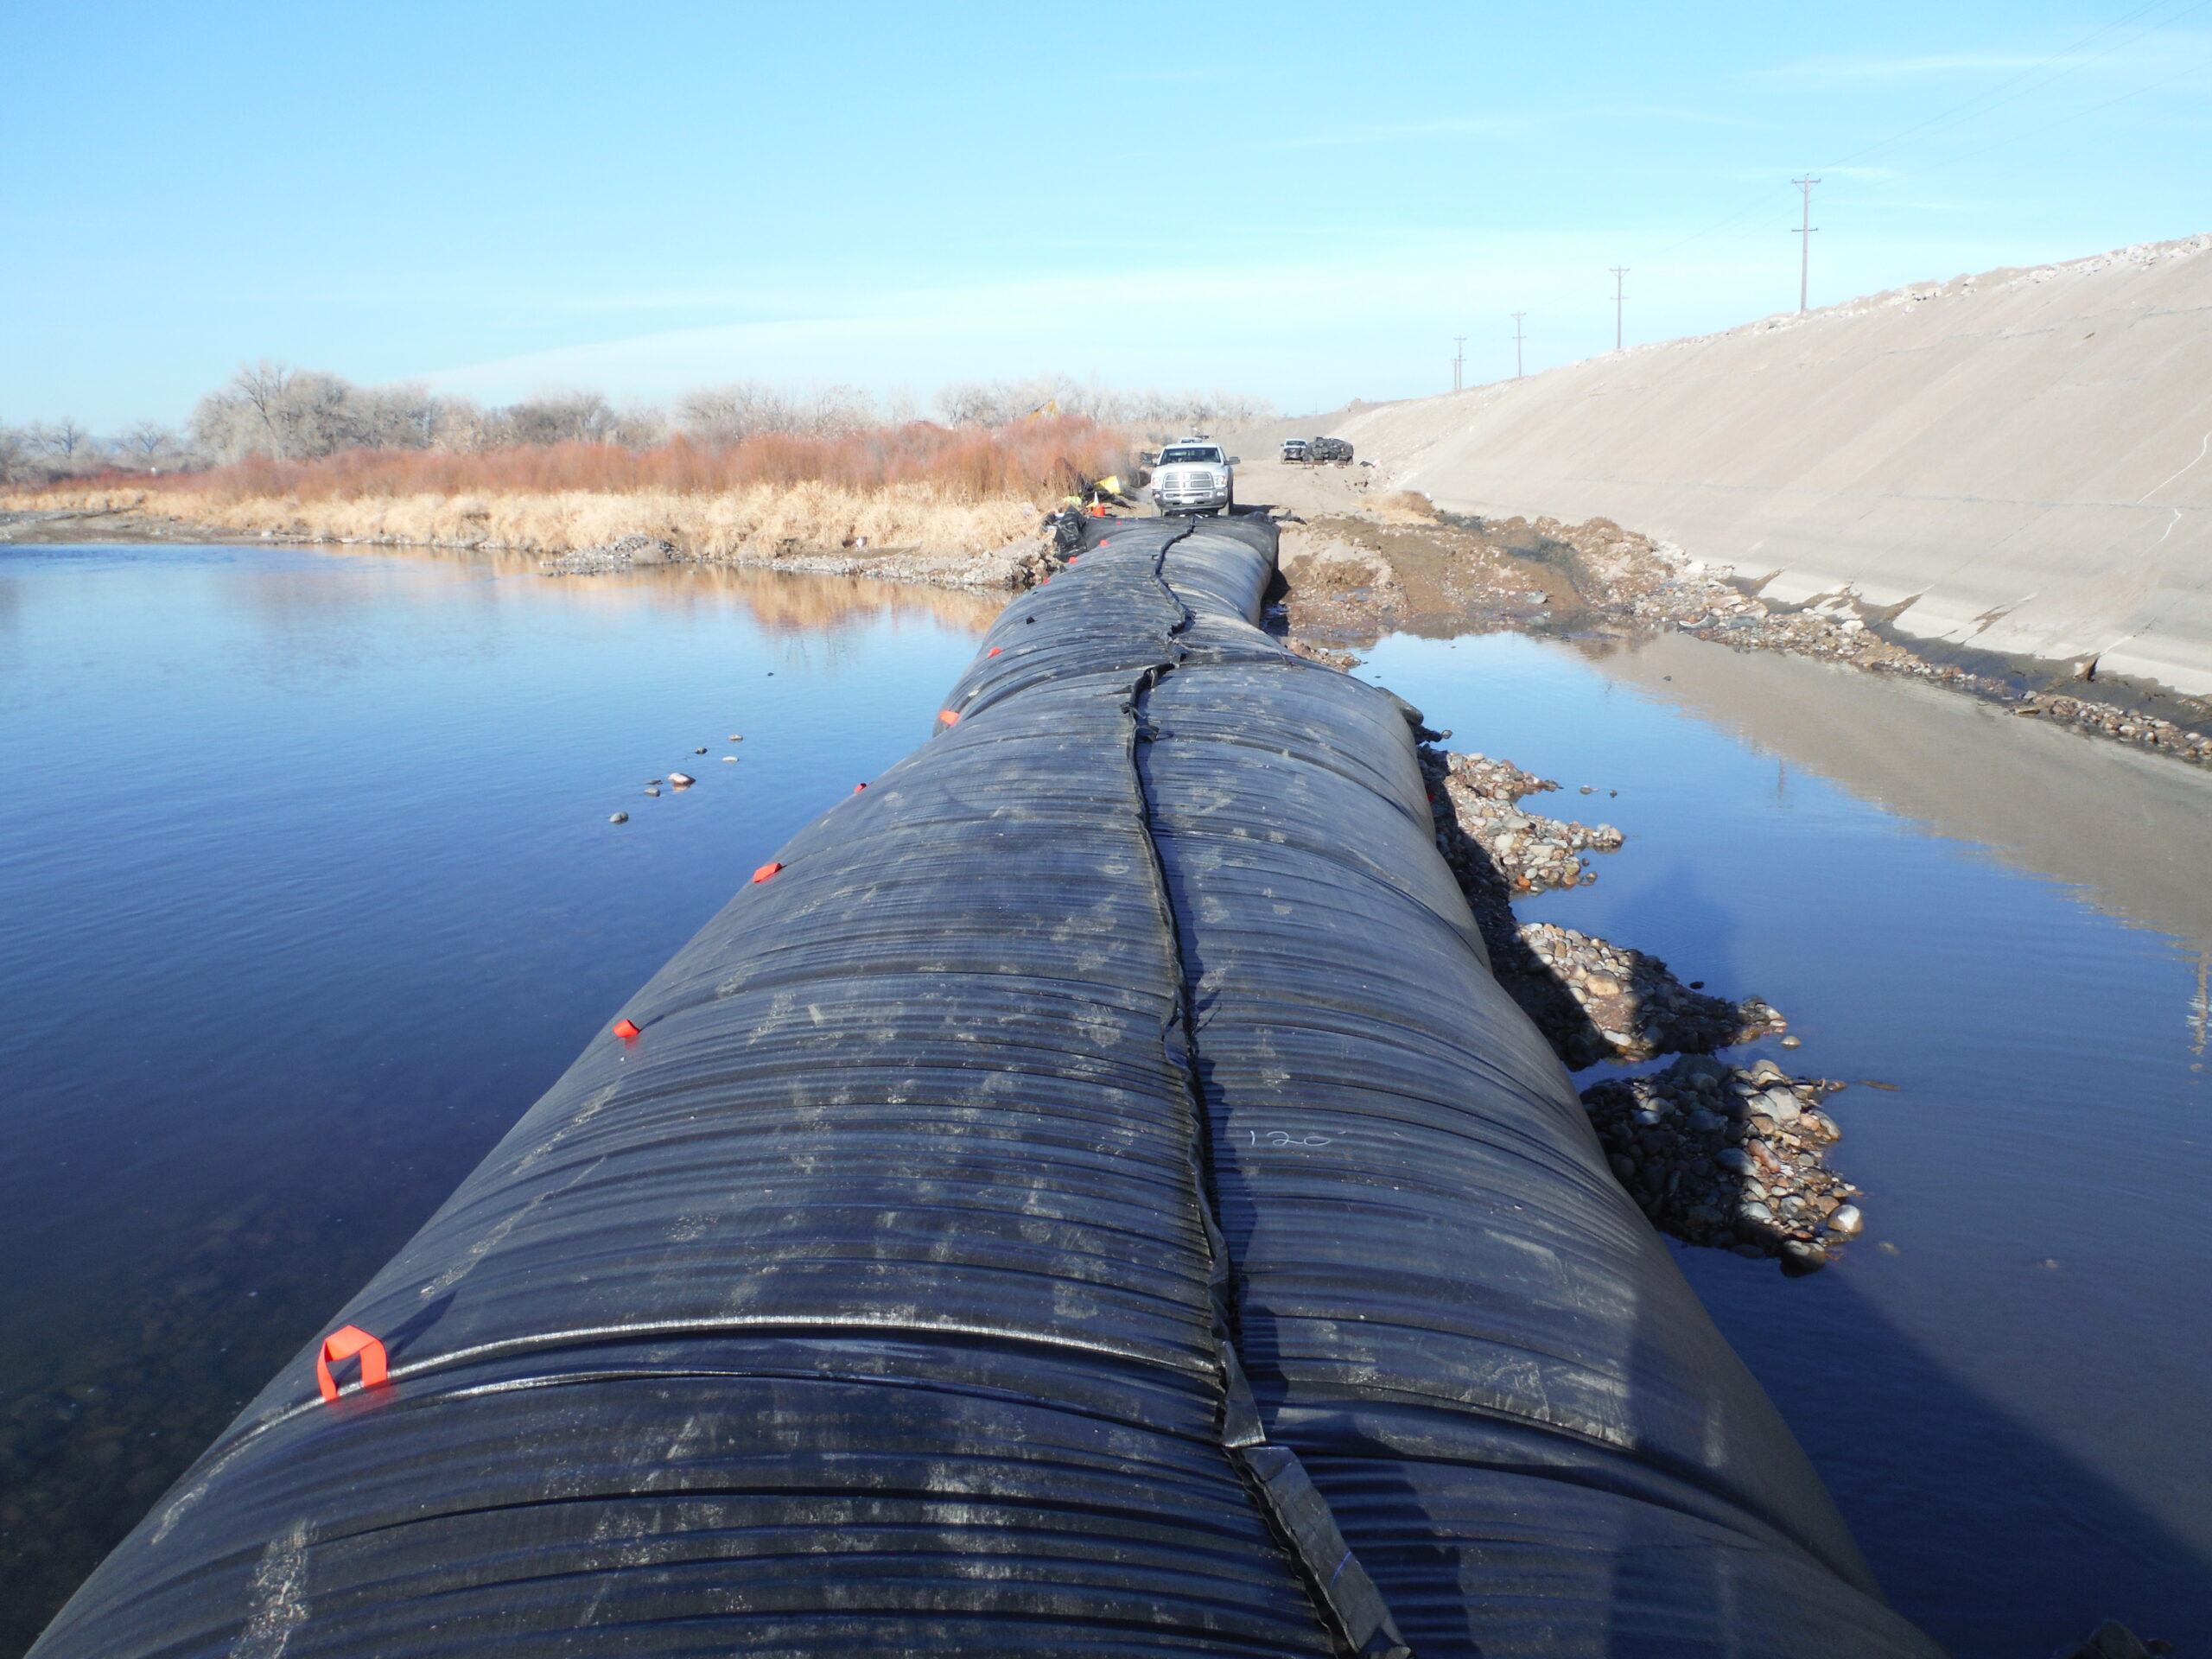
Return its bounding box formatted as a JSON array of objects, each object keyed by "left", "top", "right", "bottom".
[{"left": 32, "top": 516, "right": 1937, "bottom": 1659}]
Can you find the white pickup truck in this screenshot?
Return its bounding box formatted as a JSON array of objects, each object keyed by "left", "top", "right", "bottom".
[{"left": 1149, "top": 440, "right": 1238, "bottom": 517}]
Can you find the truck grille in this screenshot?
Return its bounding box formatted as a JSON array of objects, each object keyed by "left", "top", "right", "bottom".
[{"left": 1156, "top": 467, "right": 1224, "bottom": 504}]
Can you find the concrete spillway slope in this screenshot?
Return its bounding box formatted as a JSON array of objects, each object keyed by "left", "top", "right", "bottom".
[{"left": 1338, "top": 233, "right": 2212, "bottom": 698}]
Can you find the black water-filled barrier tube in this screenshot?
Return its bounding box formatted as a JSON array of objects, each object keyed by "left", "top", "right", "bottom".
[{"left": 32, "top": 518, "right": 1940, "bottom": 1657}]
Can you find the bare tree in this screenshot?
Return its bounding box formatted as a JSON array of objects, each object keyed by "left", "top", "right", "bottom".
[
  {"left": 677, "top": 382, "right": 875, "bottom": 442},
  {"left": 429, "top": 397, "right": 499, "bottom": 453},
  {"left": 933, "top": 380, "right": 1011, "bottom": 427},
  {"left": 190, "top": 362, "right": 376, "bottom": 461},
  {"left": 933, "top": 377, "right": 1274, "bottom": 430},
  {"left": 348, "top": 381, "right": 436, "bottom": 451},
  {"left": 123, "top": 421, "right": 175, "bottom": 461},
  {"left": 607, "top": 400, "right": 670, "bottom": 448},
  {"left": 501, "top": 390, "right": 619, "bottom": 447},
  {"left": 32, "top": 418, "right": 89, "bottom": 459},
  {"left": 282, "top": 371, "right": 365, "bottom": 458},
  {"left": 232, "top": 361, "right": 295, "bottom": 455},
  {"left": 141, "top": 361, "right": 1274, "bottom": 474},
  {"left": 193, "top": 362, "right": 296, "bottom": 462}
]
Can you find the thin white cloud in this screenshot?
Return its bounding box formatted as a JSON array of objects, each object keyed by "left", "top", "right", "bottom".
[
  {"left": 1095, "top": 65, "right": 1231, "bottom": 83},
  {"left": 1609, "top": 104, "right": 1769, "bottom": 130},
  {"left": 1262, "top": 113, "right": 1531, "bottom": 149},
  {"left": 407, "top": 224, "right": 2027, "bottom": 410},
  {"left": 1766, "top": 52, "right": 2056, "bottom": 80},
  {"left": 1862, "top": 197, "right": 1977, "bottom": 213},
  {"left": 1262, "top": 99, "right": 1770, "bottom": 150},
  {"left": 1764, "top": 29, "right": 2212, "bottom": 86},
  {"left": 1714, "top": 164, "right": 1901, "bottom": 186}
]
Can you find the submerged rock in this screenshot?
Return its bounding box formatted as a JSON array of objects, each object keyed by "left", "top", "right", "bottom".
[{"left": 542, "top": 534, "right": 681, "bottom": 576}]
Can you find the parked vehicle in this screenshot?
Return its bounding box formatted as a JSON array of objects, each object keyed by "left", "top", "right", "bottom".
[
  {"left": 1150, "top": 439, "right": 1238, "bottom": 516},
  {"left": 1280, "top": 438, "right": 1309, "bottom": 463},
  {"left": 1307, "top": 436, "right": 1354, "bottom": 465}
]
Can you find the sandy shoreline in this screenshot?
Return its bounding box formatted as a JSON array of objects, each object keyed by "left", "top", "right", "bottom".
[{"left": 0, "top": 500, "right": 1052, "bottom": 591}]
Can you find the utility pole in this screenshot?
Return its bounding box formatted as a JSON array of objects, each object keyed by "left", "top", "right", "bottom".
[
  {"left": 1793, "top": 175, "right": 1821, "bottom": 313},
  {"left": 1511, "top": 312, "right": 1527, "bottom": 379},
  {"left": 1610, "top": 267, "right": 1628, "bottom": 351},
  {"left": 1452, "top": 335, "right": 1465, "bottom": 393}
]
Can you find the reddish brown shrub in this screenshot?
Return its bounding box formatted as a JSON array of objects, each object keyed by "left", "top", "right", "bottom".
[{"left": 121, "top": 419, "right": 1125, "bottom": 505}]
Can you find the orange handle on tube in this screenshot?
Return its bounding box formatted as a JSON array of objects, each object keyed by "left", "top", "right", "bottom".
[{"left": 316, "top": 1325, "right": 389, "bottom": 1403}]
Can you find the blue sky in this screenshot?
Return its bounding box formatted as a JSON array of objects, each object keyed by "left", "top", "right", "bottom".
[{"left": 5, "top": 0, "right": 2209, "bottom": 426}]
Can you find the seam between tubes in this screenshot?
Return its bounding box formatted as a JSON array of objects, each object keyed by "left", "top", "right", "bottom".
[{"left": 1127, "top": 524, "right": 1414, "bottom": 1659}]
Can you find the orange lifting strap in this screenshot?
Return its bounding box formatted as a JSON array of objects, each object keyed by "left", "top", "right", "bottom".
[{"left": 316, "top": 1325, "right": 389, "bottom": 1403}]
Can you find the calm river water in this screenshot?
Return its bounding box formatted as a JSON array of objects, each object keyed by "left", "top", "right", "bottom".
[{"left": 3, "top": 542, "right": 2207, "bottom": 1656}]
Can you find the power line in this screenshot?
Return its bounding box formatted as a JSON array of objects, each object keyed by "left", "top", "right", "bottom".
[
  {"left": 1610, "top": 268, "right": 1629, "bottom": 349},
  {"left": 1627, "top": 0, "right": 2211, "bottom": 273},
  {"left": 1792, "top": 177, "right": 1820, "bottom": 312},
  {"left": 1632, "top": 181, "right": 1796, "bottom": 267},
  {"left": 1817, "top": 0, "right": 2209, "bottom": 170},
  {"left": 1893, "top": 41, "right": 2212, "bottom": 173}
]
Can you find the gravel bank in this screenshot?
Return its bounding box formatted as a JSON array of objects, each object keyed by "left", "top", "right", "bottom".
[
  {"left": 1273, "top": 490, "right": 2212, "bottom": 773},
  {"left": 1408, "top": 729, "right": 1828, "bottom": 1270}
]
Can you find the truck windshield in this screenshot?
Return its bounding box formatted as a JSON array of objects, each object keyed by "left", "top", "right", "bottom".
[{"left": 1160, "top": 447, "right": 1223, "bottom": 464}]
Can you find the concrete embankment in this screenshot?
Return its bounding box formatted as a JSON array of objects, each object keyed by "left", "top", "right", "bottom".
[{"left": 1337, "top": 233, "right": 2212, "bottom": 700}]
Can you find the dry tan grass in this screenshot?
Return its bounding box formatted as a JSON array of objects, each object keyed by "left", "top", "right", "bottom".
[
  {"left": 6, "top": 417, "right": 1124, "bottom": 570},
  {"left": 6, "top": 481, "right": 1041, "bottom": 562}
]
